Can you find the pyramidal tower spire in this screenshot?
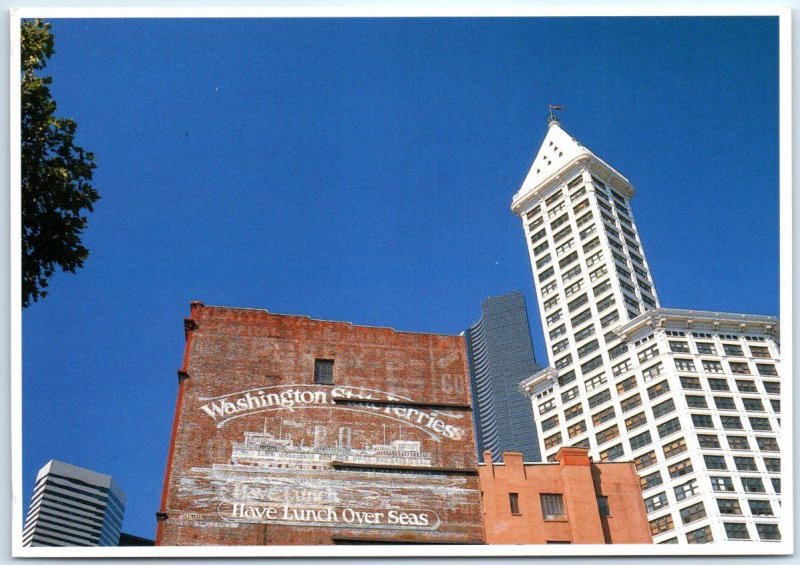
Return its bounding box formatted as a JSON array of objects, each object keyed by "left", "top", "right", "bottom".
[{"left": 511, "top": 120, "right": 657, "bottom": 368}]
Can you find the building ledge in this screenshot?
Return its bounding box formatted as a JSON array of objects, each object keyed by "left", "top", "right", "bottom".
[
  {"left": 518, "top": 367, "right": 558, "bottom": 397},
  {"left": 614, "top": 308, "right": 779, "bottom": 340}
]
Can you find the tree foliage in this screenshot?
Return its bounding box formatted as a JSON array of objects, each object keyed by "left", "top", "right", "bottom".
[{"left": 21, "top": 19, "right": 99, "bottom": 308}]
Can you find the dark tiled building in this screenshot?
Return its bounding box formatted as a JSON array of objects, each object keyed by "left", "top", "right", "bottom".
[
  {"left": 465, "top": 292, "right": 541, "bottom": 462},
  {"left": 118, "top": 533, "right": 154, "bottom": 546}
]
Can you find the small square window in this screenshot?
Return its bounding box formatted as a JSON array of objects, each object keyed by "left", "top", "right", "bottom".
[
  {"left": 723, "top": 343, "right": 744, "bottom": 356},
  {"left": 741, "top": 477, "right": 765, "bottom": 493},
  {"left": 733, "top": 456, "right": 756, "bottom": 471},
  {"left": 756, "top": 436, "right": 779, "bottom": 452},
  {"left": 644, "top": 491, "right": 667, "bottom": 513},
  {"left": 756, "top": 523, "right": 781, "bottom": 541},
  {"left": 680, "top": 376, "right": 702, "bottom": 390},
  {"left": 713, "top": 396, "right": 736, "bottom": 410},
  {"left": 749, "top": 500, "right": 773, "bottom": 516},
  {"left": 735, "top": 380, "right": 758, "bottom": 393},
  {"left": 686, "top": 525, "right": 713, "bottom": 544},
  {"left": 704, "top": 455, "right": 727, "bottom": 470},
  {"left": 717, "top": 498, "right": 741, "bottom": 515},
  {"left": 674, "top": 480, "right": 699, "bottom": 501},
  {"left": 710, "top": 476, "right": 734, "bottom": 492},
  {"left": 708, "top": 378, "right": 729, "bottom": 391},
  {"left": 649, "top": 514, "right": 674, "bottom": 535},
  {"left": 679, "top": 501, "right": 706, "bottom": 525},
  {"left": 686, "top": 395, "right": 708, "bottom": 408},
  {"left": 720, "top": 415, "right": 743, "bottom": 430},
  {"left": 541, "top": 493, "right": 565, "bottom": 520},
  {"left": 697, "top": 434, "right": 720, "bottom": 449},
  {"left": 634, "top": 451, "right": 657, "bottom": 471},
  {"left": 724, "top": 522, "right": 750, "bottom": 540},
  {"left": 696, "top": 342, "right": 716, "bottom": 354},
  {"left": 314, "top": 359, "right": 334, "bottom": 385},
  {"left": 727, "top": 436, "right": 751, "bottom": 451}
]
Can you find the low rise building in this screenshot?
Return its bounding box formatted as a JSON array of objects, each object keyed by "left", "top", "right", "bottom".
[{"left": 479, "top": 447, "right": 651, "bottom": 544}]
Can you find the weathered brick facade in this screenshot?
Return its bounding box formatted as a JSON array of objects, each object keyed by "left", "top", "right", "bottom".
[{"left": 156, "top": 303, "right": 484, "bottom": 545}]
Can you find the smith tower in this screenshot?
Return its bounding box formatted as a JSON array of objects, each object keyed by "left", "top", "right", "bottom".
[
  {"left": 512, "top": 116, "right": 782, "bottom": 545},
  {"left": 511, "top": 116, "right": 659, "bottom": 369}
]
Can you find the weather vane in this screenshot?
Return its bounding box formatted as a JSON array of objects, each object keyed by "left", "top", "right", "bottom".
[{"left": 548, "top": 104, "right": 564, "bottom": 124}]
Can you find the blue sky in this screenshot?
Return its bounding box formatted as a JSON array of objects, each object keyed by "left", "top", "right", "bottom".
[{"left": 21, "top": 16, "right": 779, "bottom": 539}]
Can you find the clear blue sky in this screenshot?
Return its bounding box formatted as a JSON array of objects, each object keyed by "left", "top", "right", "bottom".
[{"left": 21, "top": 16, "right": 779, "bottom": 540}]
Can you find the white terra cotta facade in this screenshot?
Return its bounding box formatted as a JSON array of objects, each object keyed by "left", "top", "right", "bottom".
[{"left": 513, "top": 119, "right": 782, "bottom": 545}]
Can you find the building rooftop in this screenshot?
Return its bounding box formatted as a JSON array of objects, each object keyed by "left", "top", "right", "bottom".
[
  {"left": 188, "top": 301, "right": 462, "bottom": 338},
  {"left": 511, "top": 121, "right": 633, "bottom": 214}
]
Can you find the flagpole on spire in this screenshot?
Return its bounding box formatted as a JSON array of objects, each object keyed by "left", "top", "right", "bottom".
[{"left": 548, "top": 104, "right": 564, "bottom": 125}]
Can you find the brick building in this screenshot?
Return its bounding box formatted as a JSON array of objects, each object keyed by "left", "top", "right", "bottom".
[
  {"left": 156, "top": 302, "right": 484, "bottom": 545},
  {"left": 479, "top": 448, "right": 652, "bottom": 544}
]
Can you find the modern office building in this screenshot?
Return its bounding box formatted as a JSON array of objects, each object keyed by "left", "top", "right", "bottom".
[
  {"left": 156, "top": 302, "right": 484, "bottom": 545},
  {"left": 22, "top": 460, "right": 126, "bottom": 547},
  {"left": 465, "top": 291, "right": 541, "bottom": 462},
  {"left": 479, "top": 447, "right": 652, "bottom": 544},
  {"left": 513, "top": 116, "right": 782, "bottom": 544},
  {"left": 118, "top": 533, "right": 155, "bottom": 546}
]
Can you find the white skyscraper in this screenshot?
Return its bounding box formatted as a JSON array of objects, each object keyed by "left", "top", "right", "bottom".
[
  {"left": 23, "top": 460, "right": 126, "bottom": 547},
  {"left": 514, "top": 116, "right": 782, "bottom": 545}
]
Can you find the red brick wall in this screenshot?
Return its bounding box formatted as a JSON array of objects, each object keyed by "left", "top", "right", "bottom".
[
  {"left": 478, "top": 450, "right": 652, "bottom": 544},
  {"left": 156, "top": 303, "right": 484, "bottom": 545}
]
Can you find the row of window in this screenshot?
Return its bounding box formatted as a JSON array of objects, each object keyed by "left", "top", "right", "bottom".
[
  {"left": 688, "top": 394, "right": 773, "bottom": 413},
  {"left": 682, "top": 377, "right": 779, "bottom": 395},
  {"left": 530, "top": 190, "right": 652, "bottom": 320},
  {"left": 703, "top": 449, "right": 780, "bottom": 470},
  {"left": 641, "top": 467, "right": 781, "bottom": 497},
  {"left": 526, "top": 177, "right": 593, "bottom": 229},
  {"left": 674, "top": 357, "right": 778, "bottom": 377},
  {"left": 669, "top": 340, "right": 771, "bottom": 359},
  {"left": 652, "top": 519, "right": 780, "bottom": 543},
  {"left": 508, "top": 492, "right": 595, "bottom": 521},
  {"left": 541, "top": 384, "right": 778, "bottom": 454},
  {"left": 691, "top": 413, "right": 781, "bottom": 435}
]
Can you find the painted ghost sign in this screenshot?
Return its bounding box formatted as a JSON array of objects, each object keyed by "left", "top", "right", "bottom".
[
  {"left": 157, "top": 304, "right": 485, "bottom": 545},
  {"left": 198, "top": 385, "right": 469, "bottom": 441}
]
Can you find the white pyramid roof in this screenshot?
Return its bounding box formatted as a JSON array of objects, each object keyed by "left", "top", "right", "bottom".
[
  {"left": 513, "top": 120, "right": 633, "bottom": 211},
  {"left": 519, "top": 121, "right": 593, "bottom": 193}
]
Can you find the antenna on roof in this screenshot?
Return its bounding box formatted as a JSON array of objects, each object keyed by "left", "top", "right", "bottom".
[{"left": 548, "top": 104, "right": 564, "bottom": 125}]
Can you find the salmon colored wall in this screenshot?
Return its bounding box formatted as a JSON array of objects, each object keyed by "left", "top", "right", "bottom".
[
  {"left": 591, "top": 461, "right": 653, "bottom": 544},
  {"left": 478, "top": 449, "right": 652, "bottom": 545}
]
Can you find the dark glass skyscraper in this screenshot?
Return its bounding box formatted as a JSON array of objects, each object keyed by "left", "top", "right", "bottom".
[{"left": 465, "top": 291, "right": 541, "bottom": 462}]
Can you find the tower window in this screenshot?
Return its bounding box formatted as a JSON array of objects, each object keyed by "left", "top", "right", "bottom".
[{"left": 314, "top": 359, "right": 334, "bottom": 385}]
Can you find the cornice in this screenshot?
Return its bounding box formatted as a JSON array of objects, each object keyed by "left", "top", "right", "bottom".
[
  {"left": 518, "top": 366, "right": 559, "bottom": 397},
  {"left": 614, "top": 308, "right": 780, "bottom": 341},
  {"left": 511, "top": 154, "right": 635, "bottom": 216}
]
